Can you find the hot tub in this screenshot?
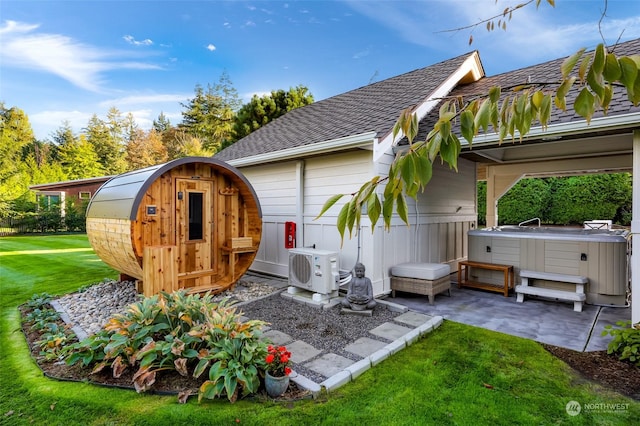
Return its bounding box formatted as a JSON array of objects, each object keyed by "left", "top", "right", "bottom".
[{"left": 467, "top": 226, "right": 630, "bottom": 306}]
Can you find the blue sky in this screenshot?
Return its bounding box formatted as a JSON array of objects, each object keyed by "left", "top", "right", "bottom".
[{"left": 2, "top": 0, "right": 639, "bottom": 141}]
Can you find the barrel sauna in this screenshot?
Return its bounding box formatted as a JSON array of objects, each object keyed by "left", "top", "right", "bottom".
[{"left": 86, "top": 157, "right": 262, "bottom": 296}]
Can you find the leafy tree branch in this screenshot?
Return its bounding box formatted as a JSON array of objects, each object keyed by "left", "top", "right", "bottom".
[
  {"left": 437, "top": 0, "right": 555, "bottom": 45},
  {"left": 318, "top": 41, "right": 640, "bottom": 244}
]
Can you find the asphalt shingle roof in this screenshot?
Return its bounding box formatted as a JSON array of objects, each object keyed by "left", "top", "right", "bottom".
[
  {"left": 417, "top": 38, "right": 640, "bottom": 141},
  {"left": 215, "top": 51, "right": 477, "bottom": 162}
]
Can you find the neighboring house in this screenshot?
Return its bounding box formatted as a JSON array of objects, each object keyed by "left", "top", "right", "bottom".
[
  {"left": 216, "top": 37, "right": 640, "bottom": 326},
  {"left": 30, "top": 176, "right": 112, "bottom": 213}
]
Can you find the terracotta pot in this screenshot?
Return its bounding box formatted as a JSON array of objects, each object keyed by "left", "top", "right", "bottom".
[{"left": 265, "top": 371, "right": 289, "bottom": 397}]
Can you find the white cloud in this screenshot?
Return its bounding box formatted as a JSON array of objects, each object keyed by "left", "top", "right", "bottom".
[
  {"left": 99, "top": 93, "right": 191, "bottom": 107},
  {"left": 0, "top": 20, "right": 39, "bottom": 34},
  {"left": 30, "top": 109, "right": 94, "bottom": 137},
  {"left": 0, "top": 20, "right": 162, "bottom": 93},
  {"left": 344, "top": 1, "right": 640, "bottom": 67},
  {"left": 207, "top": 43, "right": 216, "bottom": 51},
  {"left": 123, "top": 35, "right": 153, "bottom": 46},
  {"left": 242, "top": 91, "right": 271, "bottom": 102},
  {"left": 353, "top": 48, "right": 370, "bottom": 59}
]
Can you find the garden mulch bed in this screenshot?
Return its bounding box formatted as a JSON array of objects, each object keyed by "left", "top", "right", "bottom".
[
  {"left": 20, "top": 305, "right": 639, "bottom": 403},
  {"left": 19, "top": 305, "right": 311, "bottom": 403},
  {"left": 542, "top": 344, "right": 640, "bottom": 400}
]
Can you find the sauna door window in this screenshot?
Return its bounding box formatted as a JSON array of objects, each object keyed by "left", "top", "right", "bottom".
[{"left": 188, "top": 191, "right": 204, "bottom": 241}]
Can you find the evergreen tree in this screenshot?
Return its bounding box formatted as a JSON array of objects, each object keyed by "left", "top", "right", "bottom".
[
  {"left": 153, "top": 112, "right": 172, "bottom": 133},
  {"left": 85, "top": 113, "right": 126, "bottom": 175},
  {"left": 58, "top": 130, "right": 104, "bottom": 180},
  {"left": 180, "top": 71, "right": 241, "bottom": 153},
  {"left": 0, "top": 105, "right": 36, "bottom": 211},
  {"left": 232, "top": 85, "right": 314, "bottom": 143}
]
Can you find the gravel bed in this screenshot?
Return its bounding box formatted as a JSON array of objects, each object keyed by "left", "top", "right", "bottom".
[{"left": 239, "top": 292, "right": 401, "bottom": 383}]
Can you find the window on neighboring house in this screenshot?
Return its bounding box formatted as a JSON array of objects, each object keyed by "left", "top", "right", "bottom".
[
  {"left": 79, "top": 191, "right": 91, "bottom": 200},
  {"left": 35, "top": 192, "right": 65, "bottom": 215}
]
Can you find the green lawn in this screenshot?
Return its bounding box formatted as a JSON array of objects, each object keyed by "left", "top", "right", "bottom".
[{"left": 1, "top": 234, "right": 638, "bottom": 425}]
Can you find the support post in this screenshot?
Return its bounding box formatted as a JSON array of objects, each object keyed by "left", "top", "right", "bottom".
[
  {"left": 632, "top": 131, "right": 639, "bottom": 327},
  {"left": 485, "top": 167, "right": 498, "bottom": 227}
]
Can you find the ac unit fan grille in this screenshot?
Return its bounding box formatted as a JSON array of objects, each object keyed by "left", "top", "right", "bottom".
[{"left": 290, "top": 253, "right": 312, "bottom": 285}]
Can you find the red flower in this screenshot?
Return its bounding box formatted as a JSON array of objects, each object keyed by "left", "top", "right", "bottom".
[{"left": 265, "top": 345, "right": 292, "bottom": 377}]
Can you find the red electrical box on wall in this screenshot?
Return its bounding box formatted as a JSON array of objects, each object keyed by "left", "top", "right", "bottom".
[{"left": 284, "top": 221, "right": 296, "bottom": 249}]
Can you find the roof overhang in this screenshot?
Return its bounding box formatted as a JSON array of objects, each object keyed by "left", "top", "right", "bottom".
[
  {"left": 29, "top": 176, "right": 114, "bottom": 191},
  {"left": 466, "top": 111, "right": 640, "bottom": 150},
  {"left": 226, "top": 131, "right": 378, "bottom": 168},
  {"left": 459, "top": 111, "right": 640, "bottom": 167}
]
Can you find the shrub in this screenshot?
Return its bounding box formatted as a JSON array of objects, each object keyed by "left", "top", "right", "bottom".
[
  {"left": 548, "top": 174, "right": 631, "bottom": 225},
  {"left": 602, "top": 320, "right": 640, "bottom": 367},
  {"left": 497, "top": 178, "right": 551, "bottom": 225},
  {"left": 65, "top": 290, "right": 268, "bottom": 403},
  {"left": 477, "top": 181, "right": 486, "bottom": 226}
]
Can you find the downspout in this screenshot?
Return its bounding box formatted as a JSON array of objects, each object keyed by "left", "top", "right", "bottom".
[
  {"left": 296, "top": 160, "right": 305, "bottom": 247},
  {"left": 632, "top": 130, "right": 639, "bottom": 327}
]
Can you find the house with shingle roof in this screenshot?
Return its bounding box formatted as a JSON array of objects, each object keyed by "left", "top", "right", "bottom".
[
  {"left": 216, "top": 38, "right": 639, "bottom": 324},
  {"left": 216, "top": 51, "right": 485, "bottom": 294}
]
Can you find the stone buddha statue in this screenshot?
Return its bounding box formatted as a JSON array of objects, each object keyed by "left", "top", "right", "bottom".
[{"left": 341, "top": 262, "right": 376, "bottom": 310}]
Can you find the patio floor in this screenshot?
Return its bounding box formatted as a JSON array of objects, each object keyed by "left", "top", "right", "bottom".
[{"left": 383, "top": 281, "right": 631, "bottom": 352}]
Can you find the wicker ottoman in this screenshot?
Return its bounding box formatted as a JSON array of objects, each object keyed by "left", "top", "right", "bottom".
[{"left": 390, "top": 263, "right": 451, "bottom": 304}]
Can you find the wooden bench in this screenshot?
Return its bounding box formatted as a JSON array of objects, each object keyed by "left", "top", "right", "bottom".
[
  {"left": 516, "top": 270, "right": 588, "bottom": 312},
  {"left": 457, "top": 261, "right": 514, "bottom": 297}
]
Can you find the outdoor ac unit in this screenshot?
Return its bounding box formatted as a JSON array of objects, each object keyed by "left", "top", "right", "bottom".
[{"left": 288, "top": 248, "right": 340, "bottom": 294}]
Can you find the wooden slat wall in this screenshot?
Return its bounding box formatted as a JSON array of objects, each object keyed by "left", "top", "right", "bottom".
[
  {"left": 87, "top": 218, "right": 142, "bottom": 279},
  {"left": 142, "top": 246, "right": 178, "bottom": 296}
]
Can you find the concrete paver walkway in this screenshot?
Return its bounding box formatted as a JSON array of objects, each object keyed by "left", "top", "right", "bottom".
[
  {"left": 386, "top": 281, "right": 630, "bottom": 352},
  {"left": 240, "top": 271, "right": 630, "bottom": 396}
]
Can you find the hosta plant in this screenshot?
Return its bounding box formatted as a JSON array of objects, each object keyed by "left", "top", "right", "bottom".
[
  {"left": 195, "top": 305, "right": 268, "bottom": 403},
  {"left": 65, "top": 290, "right": 268, "bottom": 402},
  {"left": 23, "top": 292, "right": 75, "bottom": 361},
  {"left": 36, "top": 322, "right": 76, "bottom": 361}
]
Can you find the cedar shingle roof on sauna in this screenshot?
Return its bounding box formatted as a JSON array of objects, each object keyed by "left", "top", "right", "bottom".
[
  {"left": 417, "top": 37, "right": 640, "bottom": 141},
  {"left": 215, "top": 51, "right": 478, "bottom": 162}
]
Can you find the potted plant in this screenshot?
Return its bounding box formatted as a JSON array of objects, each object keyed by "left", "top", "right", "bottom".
[{"left": 264, "top": 345, "right": 292, "bottom": 397}]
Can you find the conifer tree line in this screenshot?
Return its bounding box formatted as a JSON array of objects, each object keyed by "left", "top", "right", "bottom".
[
  {"left": 0, "top": 70, "right": 632, "bottom": 228},
  {"left": 0, "top": 73, "right": 313, "bottom": 215}
]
